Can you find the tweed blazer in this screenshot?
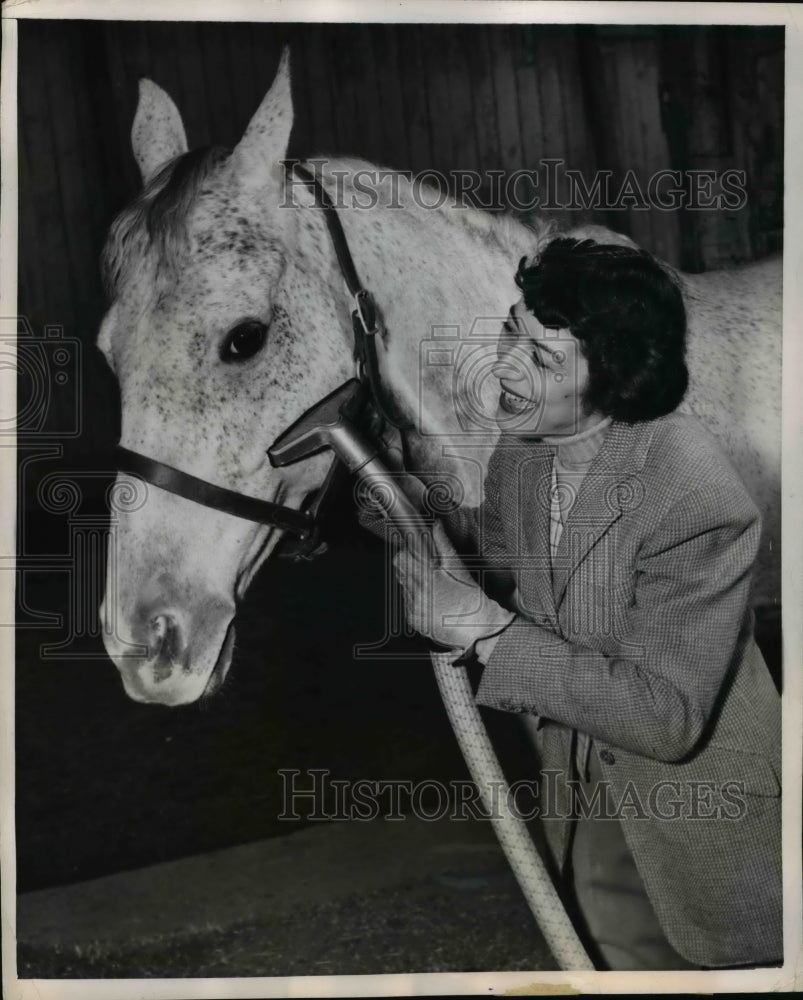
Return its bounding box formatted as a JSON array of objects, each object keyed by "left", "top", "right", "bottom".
[{"left": 445, "top": 413, "right": 781, "bottom": 967}]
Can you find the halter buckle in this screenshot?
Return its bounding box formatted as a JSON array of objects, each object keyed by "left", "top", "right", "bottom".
[{"left": 352, "top": 288, "right": 379, "bottom": 338}]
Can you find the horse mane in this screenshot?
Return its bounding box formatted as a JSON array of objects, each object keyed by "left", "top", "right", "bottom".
[{"left": 102, "top": 146, "right": 231, "bottom": 299}]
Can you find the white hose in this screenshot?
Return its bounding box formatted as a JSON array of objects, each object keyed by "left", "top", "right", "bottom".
[
  {"left": 350, "top": 457, "right": 592, "bottom": 968},
  {"left": 430, "top": 648, "right": 594, "bottom": 971}
]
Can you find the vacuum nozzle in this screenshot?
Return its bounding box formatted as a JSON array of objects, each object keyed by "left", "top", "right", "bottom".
[
  {"left": 268, "top": 378, "right": 423, "bottom": 524},
  {"left": 268, "top": 379, "right": 379, "bottom": 473}
]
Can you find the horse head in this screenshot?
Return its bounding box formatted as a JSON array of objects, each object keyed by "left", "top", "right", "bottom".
[
  {"left": 98, "top": 52, "right": 368, "bottom": 703},
  {"left": 98, "top": 47, "right": 537, "bottom": 704}
]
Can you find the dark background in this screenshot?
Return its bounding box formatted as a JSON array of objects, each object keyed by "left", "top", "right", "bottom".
[{"left": 15, "top": 21, "right": 783, "bottom": 892}]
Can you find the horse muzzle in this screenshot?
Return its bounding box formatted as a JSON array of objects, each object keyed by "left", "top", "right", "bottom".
[{"left": 101, "top": 591, "right": 236, "bottom": 706}]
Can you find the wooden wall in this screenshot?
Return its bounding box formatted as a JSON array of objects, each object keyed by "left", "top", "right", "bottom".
[{"left": 17, "top": 21, "right": 783, "bottom": 458}]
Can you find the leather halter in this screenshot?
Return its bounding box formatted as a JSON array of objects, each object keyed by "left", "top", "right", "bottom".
[
  {"left": 292, "top": 164, "right": 411, "bottom": 431},
  {"left": 115, "top": 446, "right": 315, "bottom": 538},
  {"left": 115, "top": 161, "right": 407, "bottom": 559}
]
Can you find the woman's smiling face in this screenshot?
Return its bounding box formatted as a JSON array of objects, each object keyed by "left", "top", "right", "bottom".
[{"left": 494, "top": 297, "right": 601, "bottom": 438}]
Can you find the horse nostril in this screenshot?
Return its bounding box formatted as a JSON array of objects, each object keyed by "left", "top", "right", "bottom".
[
  {"left": 150, "top": 614, "right": 168, "bottom": 641},
  {"left": 147, "top": 613, "right": 181, "bottom": 663}
]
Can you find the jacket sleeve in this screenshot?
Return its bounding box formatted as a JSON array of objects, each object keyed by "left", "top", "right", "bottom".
[{"left": 475, "top": 480, "right": 762, "bottom": 762}]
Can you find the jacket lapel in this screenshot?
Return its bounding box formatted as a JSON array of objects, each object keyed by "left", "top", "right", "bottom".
[
  {"left": 551, "top": 421, "right": 656, "bottom": 611},
  {"left": 514, "top": 443, "right": 559, "bottom": 626}
]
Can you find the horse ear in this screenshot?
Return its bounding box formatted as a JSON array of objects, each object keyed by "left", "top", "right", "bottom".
[
  {"left": 230, "top": 48, "right": 293, "bottom": 189},
  {"left": 131, "top": 79, "right": 189, "bottom": 186}
]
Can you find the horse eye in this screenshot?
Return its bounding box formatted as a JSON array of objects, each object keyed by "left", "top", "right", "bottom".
[{"left": 220, "top": 320, "right": 268, "bottom": 362}]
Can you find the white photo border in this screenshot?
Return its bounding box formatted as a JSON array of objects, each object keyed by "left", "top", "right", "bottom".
[{"left": 1, "top": 2, "right": 800, "bottom": 996}]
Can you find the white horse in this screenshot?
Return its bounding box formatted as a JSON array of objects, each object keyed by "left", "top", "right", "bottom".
[{"left": 98, "top": 52, "right": 780, "bottom": 706}]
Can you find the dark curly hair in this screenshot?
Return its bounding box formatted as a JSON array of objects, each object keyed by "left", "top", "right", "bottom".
[{"left": 514, "top": 237, "right": 688, "bottom": 422}]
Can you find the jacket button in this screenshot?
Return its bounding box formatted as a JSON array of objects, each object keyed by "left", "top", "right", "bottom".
[
  {"left": 599, "top": 749, "right": 616, "bottom": 765},
  {"left": 500, "top": 699, "right": 525, "bottom": 714}
]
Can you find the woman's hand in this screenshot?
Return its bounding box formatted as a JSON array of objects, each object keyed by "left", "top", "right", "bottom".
[
  {"left": 355, "top": 425, "right": 427, "bottom": 540},
  {"left": 393, "top": 520, "right": 514, "bottom": 652}
]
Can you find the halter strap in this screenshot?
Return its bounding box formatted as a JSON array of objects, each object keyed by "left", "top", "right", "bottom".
[
  {"left": 292, "top": 163, "right": 412, "bottom": 431},
  {"left": 292, "top": 164, "right": 364, "bottom": 298},
  {"left": 116, "top": 447, "right": 314, "bottom": 537}
]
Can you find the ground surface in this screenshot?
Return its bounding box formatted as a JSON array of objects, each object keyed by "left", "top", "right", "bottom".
[{"left": 18, "top": 815, "right": 555, "bottom": 977}]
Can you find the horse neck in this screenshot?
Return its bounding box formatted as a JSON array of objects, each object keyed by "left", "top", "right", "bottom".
[{"left": 314, "top": 156, "right": 542, "bottom": 322}]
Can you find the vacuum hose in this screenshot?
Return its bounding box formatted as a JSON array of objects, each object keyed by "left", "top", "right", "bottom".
[
  {"left": 268, "top": 380, "right": 593, "bottom": 970},
  {"left": 430, "top": 649, "right": 593, "bottom": 970},
  {"left": 356, "top": 455, "right": 593, "bottom": 971}
]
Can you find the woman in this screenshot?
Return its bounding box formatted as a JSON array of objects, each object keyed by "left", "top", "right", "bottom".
[{"left": 392, "top": 237, "right": 782, "bottom": 970}]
